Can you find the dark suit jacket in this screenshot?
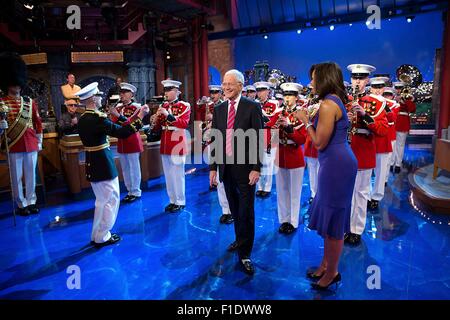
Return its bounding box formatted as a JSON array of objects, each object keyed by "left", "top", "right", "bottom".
[{"left": 209, "top": 96, "right": 264, "bottom": 182}]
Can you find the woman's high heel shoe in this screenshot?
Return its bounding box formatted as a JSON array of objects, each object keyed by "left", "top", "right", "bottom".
[
  {"left": 306, "top": 267, "right": 326, "bottom": 280},
  {"left": 311, "top": 273, "right": 341, "bottom": 290}
]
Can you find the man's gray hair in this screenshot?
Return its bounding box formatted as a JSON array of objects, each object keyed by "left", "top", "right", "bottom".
[{"left": 224, "top": 69, "right": 245, "bottom": 85}]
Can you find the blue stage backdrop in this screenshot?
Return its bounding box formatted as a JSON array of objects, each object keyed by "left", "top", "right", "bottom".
[{"left": 234, "top": 11, "right": 444, "bottom": 85}]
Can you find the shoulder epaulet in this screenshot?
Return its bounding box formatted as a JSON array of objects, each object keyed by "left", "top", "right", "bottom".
[{"left": 177, "top": 100, "right": 191, "bottom": 107}]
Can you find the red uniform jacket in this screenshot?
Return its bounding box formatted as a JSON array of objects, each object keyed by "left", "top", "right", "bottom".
[
  {"left": 267, "top": 107, "right": 307, "bottom": 169},
  {"left": 159, "top": 100, "right": 191, "bottom": 156},
  {"left": 1, "top": 96, "right": 42, "bottom": 153},
  {"left": 395, "top": 99, "right": 416, "bottom": 132},
  {"left": 304, "top": 101, "right": 320, "bottom": 158},
  {"left": 373, "top": 96, "right": 394, "bottom": 154},
  {"left": 111, "top": 102, "right": 144, "bottom": 154},
  {"left": 385, "top": 98, "right": 400, "bottom": 142},
  {"left": 347, "top": 94, "right": 389, "bottom": 169},
  {"left": 261, "top": 99, "right": 282, "bottom": 150}
]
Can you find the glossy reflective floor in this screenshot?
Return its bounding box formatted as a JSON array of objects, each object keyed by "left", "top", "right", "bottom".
[{"left": 0, "top": 144, "right": 449, "bottom": 300}]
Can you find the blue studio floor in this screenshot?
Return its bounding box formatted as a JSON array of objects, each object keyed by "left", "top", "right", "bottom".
[{"left": 0, "top": 144, "right": 449, "bottom": 300}]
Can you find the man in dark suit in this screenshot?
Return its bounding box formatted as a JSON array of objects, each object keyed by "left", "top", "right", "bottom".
[{"left": 209, "top": 69, "right": 264, "bottom": 275}]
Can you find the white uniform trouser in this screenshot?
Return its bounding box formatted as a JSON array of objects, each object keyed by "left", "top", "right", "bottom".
[
  {"left": 386, "top": 140, "right": 396, "bottom": 181},
  {"left": 119, "top": 152, "right": 142, "bottom": 197},
  {"left": 275, "top": 166, "right": 304, "bottom": 228},
  {"left": 9, "top": 151, "right": 38, "bottom": 209},
  {"left": 90, "top": 177, "right": 120, "bottom": 243},
  {"left": 350, "top": 169, "right": 371, "bottom": 235},
  {"left": 370, "top": 153, "right": 390, "bottom": 201},
  {"left": 305, "top": 157, "right": 319, "bottom": 198},
  {"left": 393, "top": 131, "right": 408, "bottom": 167},
  {"left": 216, "top": 171, "right": 231, "bottom": 215},
  {"left": 257, "top": 147, "right": 277, "bottom": 192},
  {"left": 161, "top": 154, "right": 186, "bottom": 205}
]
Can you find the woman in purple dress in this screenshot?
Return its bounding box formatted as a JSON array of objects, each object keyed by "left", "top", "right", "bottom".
[{"left": 295, "top": 62, "right": 357, "bottom": 290}]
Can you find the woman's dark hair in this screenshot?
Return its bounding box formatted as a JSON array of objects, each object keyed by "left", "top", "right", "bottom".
[{"left": 311, "top": 62, "right": 348, "bottom": 104}]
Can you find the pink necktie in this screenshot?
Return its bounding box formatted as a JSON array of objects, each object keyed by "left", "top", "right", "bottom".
[{"left": 226, "top": 100, "right": 236, "bottom": 157}]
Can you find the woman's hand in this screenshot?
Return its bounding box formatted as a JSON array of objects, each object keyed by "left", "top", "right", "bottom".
[{"left": 294, "top": 109, "right": 309, "bottom": 124}]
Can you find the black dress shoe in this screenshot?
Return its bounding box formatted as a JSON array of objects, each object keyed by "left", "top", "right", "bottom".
[
  {"left": 308, "top": 197, "right": 314, "bottom": 204},
  {"left": 122, "top": 195, "right": 132, "bottom": 203},
  {"left": 345, "top": 233, "right": 361, "bottom": 245},
  {"left": 169, "top": 204, "right": 185, "bottom": 213},
  {"left": 219, "top": 214, "right": 234, "bottom": 224},
  {"left": 255, "top": 190, "right": 263, "bottom": 197},
  {"left": 394, "top": 166, "right": 401, "bottom": 174},
  {"left": 227, "top": 241, "right": 239, "bottom": 252},
  {"left": 17, "top": 207, "right": 30, "bottom": 216},
  {"left": 260, "top": 191, "right": 271, "bottom": 198},
  {"left": 27, "top": 204, "right": 40, "bottom": 214},
  {"left": 209, "top": 185, "right": 217, "bottom": 191},
  {"left": 370, "top": 200, "right": 379, "bottom": 210},
  {"left": 240, "top": 259, "right": 255, "bottom": 275},
  {"left": 127, "top": 195, "right": 141, "bottom": 203},
  {"left": 93, "top": 233, "right": 121, "bottom": 248},
  {"left": 278, "top": 222, "right": 289, "bottom": 234},
  {"left": 390, "top": 165, "right": 394, "bottom": 173},
  {"left": 311, "top": 273, "right": 341, "bottom": 290},
  {"left": 165, "top": 203, "right": 175, "bottom": 211},
  {"left": 284, "top": 223, "right": 296, "bottom": 234}
]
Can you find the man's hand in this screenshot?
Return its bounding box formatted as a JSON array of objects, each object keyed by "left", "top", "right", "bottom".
[
  {"left": 109, "top": 106, "right": 120, "bottom": 118},
  {"left": 157, "top": 107, "right": 169, "bottom": 118},
  {"left": 352, "top": 104, "right": 366, "bottom": 116},
  {"left": 209, "top": 170, "right": 218, "bottom": 188},
  {"left": 71, "top": 117, "right": 78, "bottom": 125},
  {"left": 138, "top": 105, "right": 150, "bottom": 119},
  {"left": 248, "top": 170, "right": 260, "bottom": 185}
]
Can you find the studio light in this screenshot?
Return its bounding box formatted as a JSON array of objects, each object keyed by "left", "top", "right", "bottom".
[
  {"left": 263, "top": 34, "right": 268, "bottom": 39},
  {"left": 406, "top": 16, "right": 414, "bottom": 23},
  {"left": 329, "top": 25, "right": 335, "bottom": 31},
  {"left": 297, "top": 29, "right": 302, "bottom": 34}
]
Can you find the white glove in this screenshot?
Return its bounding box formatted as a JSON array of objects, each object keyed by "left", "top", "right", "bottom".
[
  {"left": 0, "top": 120, "right": 8, "bottom": 130},
  {"left": 37, "top": 133, "right": 43, "bottom": 151}
]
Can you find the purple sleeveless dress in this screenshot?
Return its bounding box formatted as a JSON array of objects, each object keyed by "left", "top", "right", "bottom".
[{"left": 308, "top": 94, "right": 357, "bottom": 240}]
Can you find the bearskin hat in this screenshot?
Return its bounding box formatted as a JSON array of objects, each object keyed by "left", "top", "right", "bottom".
[{"left": 0, "top": 52, "right": 28, "bottom": 92}]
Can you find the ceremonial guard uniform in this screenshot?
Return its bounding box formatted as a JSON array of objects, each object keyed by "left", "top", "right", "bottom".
[
  {"left": 153, "top": 79, "right": 191, "bottom": 213},
  {"left": 0, "top": 52, "right": 42, "bottom": 216},
  {"left": 267, "top": 83, "right": 306, "bottom": 234},
  {"left": 393, "top": 82, "right": 416, "bottom": 173},
  {"left": 345, "top": 64, "right": 389, "bottom": 245},
  {"left": 382, "top": 87, "right": 400, "bottom": 180},
  {"left": 76, "top": 82, "right": 147, "bottom": 246},
  {"left": 368, "top": 77, "right": 393, "bottom": 210},
  {"left": 254, "top": 81, "right": 280, "bottom": 198},
  {"left": 110, "top": 82, "right": 143, "bottom": 202},
  {"left": 245, "top": 85, "right": 257, "bottom": 100}
]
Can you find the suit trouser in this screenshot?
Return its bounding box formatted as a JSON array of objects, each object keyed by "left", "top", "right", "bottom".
[
  {"left": 275, "top": 166, "right": 304, "bottom": 228},
  {"left": 257, "top": 147, "right": 277, "bottom": 192},
  {"left": 370, "top": 153, "right": 389, "bottom": 201},
  {"left": 305, "top": 157, "right": 319, "bottom": 198},
  {"left": 118, "top": 152, "right": 142, "bottom": 197},
  {"left": 222, "top": 165, "right": 255, "bottom": 259},
  {"left": 216, "top": 171, "right": 231, "bottom": 215},
  {"left": 161, "top": 154, "right": 186, "bottom": 205},
  {"left": 386, "top": 140, "right": 396, "bottom": 181},
  {"left": 90, "top": 177, "right": 120, "bottom": 243},
  {"left": 9, "top": 151, "right": 38, "bottom": 209},
  {"left": 350, "top": 169, "right": 372, "bottom": 235},
  {"left": 394, "top": 131, "right": 408, "bottom": 167}
]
